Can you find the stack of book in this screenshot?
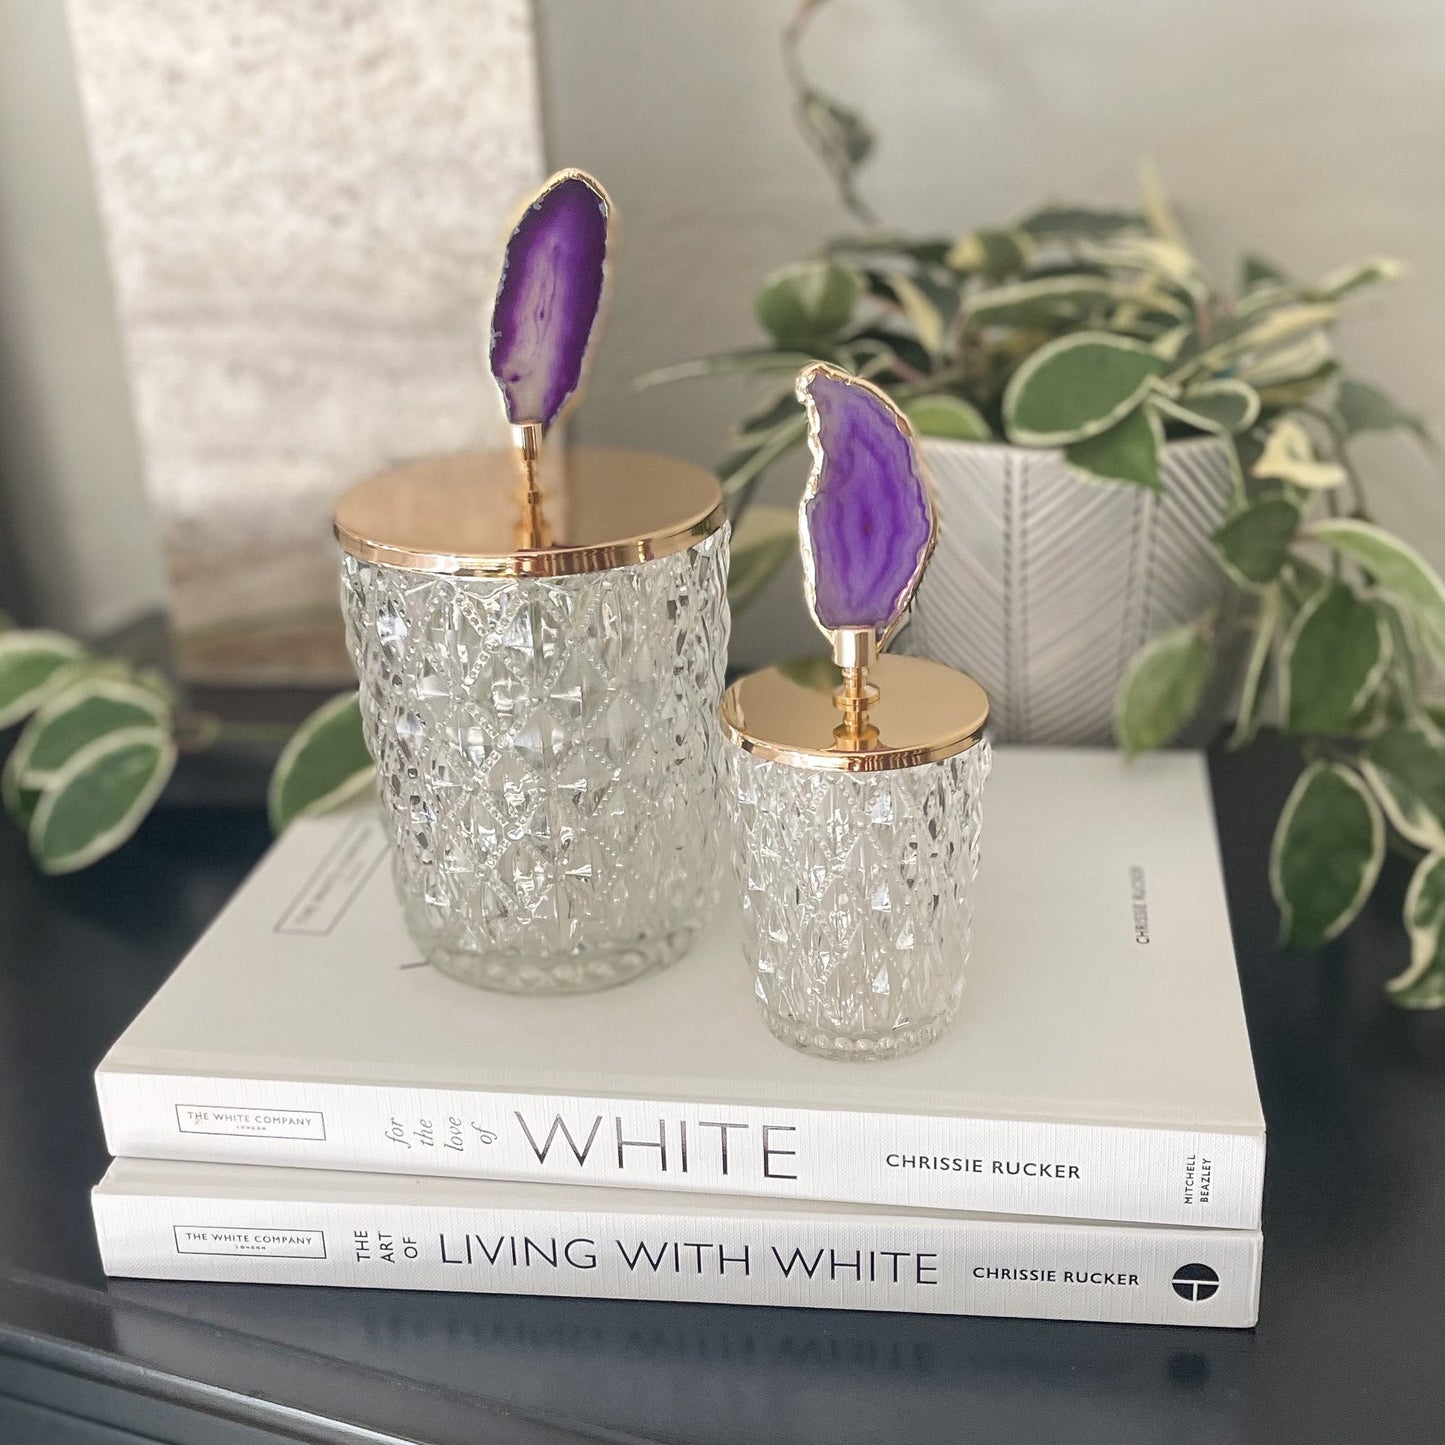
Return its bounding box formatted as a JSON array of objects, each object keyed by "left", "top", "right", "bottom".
[{"left": 92, "top": 748, "right": 1265, "bottom": 1327}]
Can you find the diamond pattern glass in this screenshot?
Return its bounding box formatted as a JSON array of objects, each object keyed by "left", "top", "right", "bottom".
[
  {"left": 725, "top": 739, "right": 989, "bottom": 1059},
  {"left": 342, "top": 529, "right": 729, "bottom": 993}
]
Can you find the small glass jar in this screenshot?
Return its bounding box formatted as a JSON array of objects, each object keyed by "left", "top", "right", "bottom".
[
  {"left": 721, "top": 655, "right": 989, "bottom": 1060},
  {"left": 336, "top": 447, "right": 729, "bottom": 994}
]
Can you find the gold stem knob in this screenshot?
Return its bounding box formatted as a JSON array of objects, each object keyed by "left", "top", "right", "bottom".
[
  {"left": 513, "top": 421, "right": 548, "bottom": 550},
  {"left": 831, "top": 627, "right": 881, "bottom": 750}
]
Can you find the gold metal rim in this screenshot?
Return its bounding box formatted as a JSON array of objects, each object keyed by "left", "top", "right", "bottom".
[
  {"left": 334, "top": 512, "right": 726, "bottom": 578},
  {"left": 720, "top": 654, "right": 989, "bottom": 773},
  {"left": 720, "top": 724, "right": 988, "bottom": 772},
  {"left": 334, "top": 446, "right": 727, "bottom": 578}
]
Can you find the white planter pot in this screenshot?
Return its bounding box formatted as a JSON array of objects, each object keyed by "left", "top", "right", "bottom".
[{"left": 905, "top": 436, "right": 1235, "bottom": 745}]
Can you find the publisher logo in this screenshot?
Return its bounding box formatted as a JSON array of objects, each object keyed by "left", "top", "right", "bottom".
[
  {"left": 1172, "top": 1263, "right": 1220, "bottom": 1302},
  {"left": 176, "top": 1104, "right": 326, "bottom": 1141},
  {"left": 174, "top": 1226, "right": 326, "bottom": 1259},
  {"left": 274, "top": 815, "right": 389, "bottom": 935}
]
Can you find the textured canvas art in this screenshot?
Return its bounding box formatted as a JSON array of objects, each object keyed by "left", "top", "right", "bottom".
[{"left": 66, "top": 0, "right": 545, "bottom": 681}]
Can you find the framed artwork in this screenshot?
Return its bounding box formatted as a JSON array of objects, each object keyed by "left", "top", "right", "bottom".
[{"left": 67, "top": 0, "right": 544, "bottom": 681}]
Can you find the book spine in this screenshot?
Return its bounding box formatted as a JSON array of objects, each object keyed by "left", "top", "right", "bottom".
[
  {"left": 98, "top": 1071, "right": 1265, "bottom": 1230},
  {"left": 93, "top": 1186, "right": 1261, "bottom": 1328}
]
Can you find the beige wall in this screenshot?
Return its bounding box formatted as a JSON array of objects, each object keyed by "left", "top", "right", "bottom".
[
  {"left": 536, "top": 0, "right": 1445, "bottom": 665},
  {"left": 2, "top": 0, "right": 1442, "bottom": 658}
]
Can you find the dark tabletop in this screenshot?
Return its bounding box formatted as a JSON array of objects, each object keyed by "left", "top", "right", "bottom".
[{"left": 0, "top": 734, "right": 1442, "bottom": 1444}]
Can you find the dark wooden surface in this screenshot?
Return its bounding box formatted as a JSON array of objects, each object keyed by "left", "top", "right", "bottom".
[{"left": 1, "top": 735, "right": 1442, "bottom": 1444}]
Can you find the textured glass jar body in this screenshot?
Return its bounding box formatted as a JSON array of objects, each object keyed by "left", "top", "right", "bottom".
[
  {"left": 726, "top": 739, "right": 989, "bottom": 1059},
  {"left": 343, "top": 528, "right": 729, "bottom": 993}
]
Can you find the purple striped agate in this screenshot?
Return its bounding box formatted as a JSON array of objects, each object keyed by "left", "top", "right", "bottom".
[
  {"left": 489, "top": 172, "right": 609, "bottom": 430},
  {"left": 799, "top": 366, "right": 934, "bottom": 638}
]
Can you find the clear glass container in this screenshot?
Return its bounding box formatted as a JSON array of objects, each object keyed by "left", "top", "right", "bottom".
[
  {"left": 336, "top": 447, "right": 729, "bottom": 993},
  {"left": 721, "top": 655, "right": 989, "bottom": 1059}
]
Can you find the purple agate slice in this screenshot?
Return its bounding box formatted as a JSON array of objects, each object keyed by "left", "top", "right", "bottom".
[
  {"left": 489, "top": 172, "right": 609, "bottom": 430},
  {"left": 798, "top": 365, "right": 934, "bottom": 638}
]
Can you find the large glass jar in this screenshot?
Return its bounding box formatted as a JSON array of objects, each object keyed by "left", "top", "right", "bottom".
[
  {"left": 721, "top": 655, "right": 989, "bottom": 1059},
  {"left": 336, "top": 447, "right": 729, "bottom": 994}
]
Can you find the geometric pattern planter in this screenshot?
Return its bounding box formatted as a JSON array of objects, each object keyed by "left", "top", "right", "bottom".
[{"left": 906, "top": 437, "right": 1235, "bottom": 744}]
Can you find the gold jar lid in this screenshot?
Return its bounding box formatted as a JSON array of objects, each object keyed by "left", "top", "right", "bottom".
[
  {"left": 334, "top": 445, "right": 725, "bottom": 578},
  {"left": 721, "top": 654, "right": 989, "bottom": 773}
]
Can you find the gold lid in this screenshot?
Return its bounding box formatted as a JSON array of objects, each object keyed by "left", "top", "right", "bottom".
[
  {"left": 334, "top": 445, "right": 725, "bottom": 578},
  {"left": 721, "top": 654, "right": 989, "bottom": 773}
]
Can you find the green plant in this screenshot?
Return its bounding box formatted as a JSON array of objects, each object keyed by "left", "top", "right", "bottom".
[
  {"left": 0, "top": 617, "right": 370, "bottom": 872},
  {"left": 265, "top": 690, "right": 373, "bottom": 832},
  {"left": 639, "top": 0, "right": 1445, "bottom": 1005},
  {"left": 639, "top": 169, "right": 1426, "bottom": 593}
]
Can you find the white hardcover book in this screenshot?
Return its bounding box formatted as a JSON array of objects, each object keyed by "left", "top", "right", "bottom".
[
  {"left": 93, "top": 1158, "right": 1262, "bottom": 1328},
  {"left": 96, "top": 749, "right": 1265, "bottom": 1229}
]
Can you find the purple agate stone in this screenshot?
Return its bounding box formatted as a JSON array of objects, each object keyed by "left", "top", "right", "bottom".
[
  {"left": 798, "top": 365, "right": 934, "bottom": 638},
  {"left": 489, "top": 171, "right": 609, "bottom": 430}
]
